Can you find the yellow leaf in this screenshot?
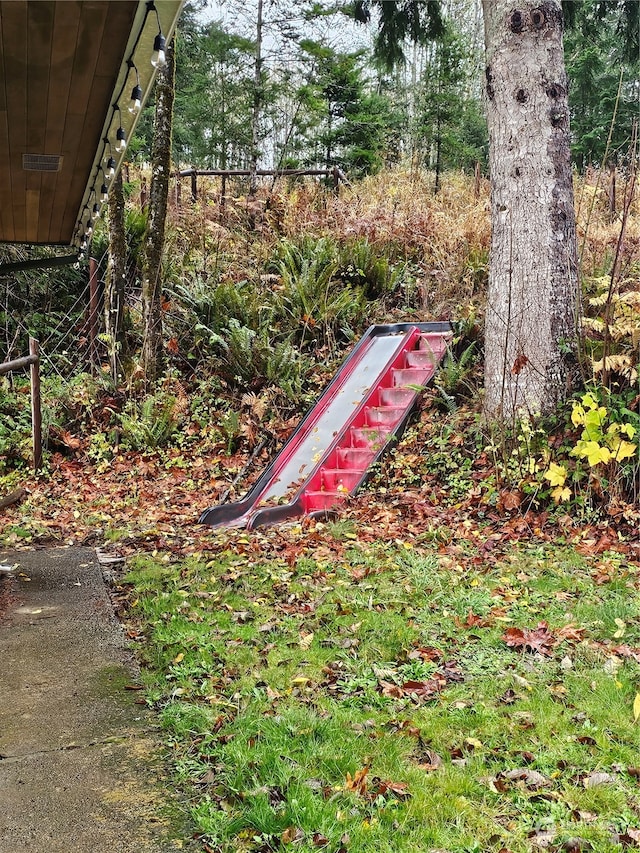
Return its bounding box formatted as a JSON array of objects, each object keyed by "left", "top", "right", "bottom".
[
  {"left": 621, "top": 422, "right": 636, "bottom": 439},
  {"left": 578, "top": 441, "right": 611, "bottom": 467},
  {"left": 172, "top": 652, "right": 184, "bottom": 664},
  {"left": 613, "top": 618, "right": 626, "bottom": 639},
  {"left": 299, "top": 631, "right": 314, "bottom": 649},
  {"left": 634, "top": 693, "right": 640, "bottom": 723},
  {"left": 611, "top": 439, "right": 637, "bottom": 462},
  {"left": 464, "top": 737, "right": 483, "bottom": 749},
  {"left": 571, "top": 405, "right": 586, "bottom": 426},
  {"left": 551, "top": 485, "right": 572, "bottom": 503},
  {"left": 544, "top": 462, "right": 567, "bottom": 487}
]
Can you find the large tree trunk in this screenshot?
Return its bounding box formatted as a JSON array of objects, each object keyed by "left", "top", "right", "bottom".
[
  {"left": 105, "top": 169, "right": 127, "bottom": 382},
  {"left": 482, "top": 0, "right": 579, "bottom": 419},
  {"left": 141, "top": 39, "right": 175, "bottom": 386}
]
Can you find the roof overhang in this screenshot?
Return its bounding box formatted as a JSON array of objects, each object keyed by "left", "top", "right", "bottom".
[{"left": 0, "top": 1, "right": 183, "bottom": 249}]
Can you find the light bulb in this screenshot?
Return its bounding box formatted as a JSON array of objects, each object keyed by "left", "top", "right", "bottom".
[
  {"left": 116, "top": 126, "right": 126, "bottom": 153},
  {"left": 151, "top": 33, "right": 166, "bottom": 67},
  {"left": 92, "top": 203, "right": 100, "bottom": 220},
  {"left": 100, "top": 183, "right": 109, "bottom": 203},
  {"left": 129, "top": 84, "right": 142, "bottom": 113},
  {"left": 106, "top": 156, "right": 116, "bottom": 177}
]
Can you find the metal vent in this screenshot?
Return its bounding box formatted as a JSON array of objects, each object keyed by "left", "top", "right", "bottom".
[{"left": 22, "top": 154, "right": 63, "bottom": 172}]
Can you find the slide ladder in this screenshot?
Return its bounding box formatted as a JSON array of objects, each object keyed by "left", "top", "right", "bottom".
[{"left": 199, "top": 322, "right": 451, "bottom": 530}]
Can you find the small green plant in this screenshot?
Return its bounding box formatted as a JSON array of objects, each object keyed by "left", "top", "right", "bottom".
[
  {"left": 542, "top": 389, "right": 638, "bottom": 506},
  {"left": 119, "top": 393, "right": 182, "bottom": 451},
  {"left": 337, "top": 239, "right": 407, "bottom": 300},
  {"left": 268, "top": 237, "right": 367, "bottom": 350},
  {"left": 434, "top": 341, "right": 478, "bottom": 409},
  {"left": 0, "top": 379, "right": 33, "bottom": 469}
]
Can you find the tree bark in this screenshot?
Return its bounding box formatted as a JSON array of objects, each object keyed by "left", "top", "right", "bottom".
[
  {"left": 141, "top": 38, "right": 175, "bottom": 386},
  {"left": 482, "top": 0, "right": 579, "bottom": 419},
  {"left": 105, "top": 169, "right": 127, "bottom": 382}
]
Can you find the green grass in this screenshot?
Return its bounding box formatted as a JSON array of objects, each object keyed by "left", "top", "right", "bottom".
[{"left": 122, "top": 535, "right": 640, "bottom": 853}]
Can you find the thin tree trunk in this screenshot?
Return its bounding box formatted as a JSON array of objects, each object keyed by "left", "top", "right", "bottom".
[
  {"left": 249, "top": 0, "right": 264, "bottom": 197},
  {"left": 482, "top": 0, "right": 579, "bottom": 419},
  {"left": 141, "top": 39, "right": 175, "bottom": 386},
  {"left": 105, "top": 169, "right": 127, "bottom": 382}
]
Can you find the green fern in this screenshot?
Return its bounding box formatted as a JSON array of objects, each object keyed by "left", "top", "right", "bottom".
[
  {"left": 119, "top": 394, "right": 180, "bottom": 450},
  {"left": 269, "top": 237, "right": 367, "bottom": 349},
  {"left": 435, "top": 341, "right": 478, "bottom": 407}
]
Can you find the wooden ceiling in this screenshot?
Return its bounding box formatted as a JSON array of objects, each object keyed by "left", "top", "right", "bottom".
[{"left": 0, "top": 1, "right": 182, "bottom": 248}]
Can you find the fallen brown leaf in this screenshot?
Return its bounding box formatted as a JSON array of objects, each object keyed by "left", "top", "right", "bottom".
[
  {"left": 503, "top": 622, "right": 556, "bottom": 655},
  {"left": 345, "top": 766, "right": 369, "bottom": 795}
]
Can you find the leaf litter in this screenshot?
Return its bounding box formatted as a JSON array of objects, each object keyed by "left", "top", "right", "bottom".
[{"left": 1, "top": 404, "right": 639, "bottom": 852}]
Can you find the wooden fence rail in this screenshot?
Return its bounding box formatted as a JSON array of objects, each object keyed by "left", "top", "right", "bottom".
[
  {"left": 0, "top": 337, "right": 42, "bottom": 471},
  {"left": 176, "top": 166, "right": 351, "bottom": 204}
]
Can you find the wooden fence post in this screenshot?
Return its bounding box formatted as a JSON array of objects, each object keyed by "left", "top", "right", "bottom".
[
  {"left": 221, "top": 174, "right": 227, "bottom": 213},
  {"left": 29, "top": 337, "right": 42, "bottom": 472},
  {"left": 474, "top": 161, "right": 482, "bottom": 200},
  {"left": 332, "top": 165, "right": 340, "bottom": 195},
  {"left": 191, "top": 171, "right": 197, "bottom": 203}
]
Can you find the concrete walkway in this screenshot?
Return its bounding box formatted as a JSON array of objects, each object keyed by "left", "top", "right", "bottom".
[{"left": 0, "top": 547, "right": 184, "bottom": 852}]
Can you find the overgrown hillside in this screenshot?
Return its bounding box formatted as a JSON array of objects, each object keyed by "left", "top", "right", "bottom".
[{"left": 0, "top": 167, "right": 638, "bottom": 545}]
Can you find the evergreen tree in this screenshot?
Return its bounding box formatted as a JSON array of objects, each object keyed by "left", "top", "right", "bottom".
[
  {"left": 415, "top": 24, "right": 487, "bottom": 188},
  {"left": 564, "top": 1, "right": 639, "bottom": 168},
  {"left": 172, "top": 18, "right": 255, "bottom": 168},
  {"left": 354, "top": 0, "right": 445, "bottom": 69},
  {"left": 297, "top": 42, "right": 401, "bottom": 175}
]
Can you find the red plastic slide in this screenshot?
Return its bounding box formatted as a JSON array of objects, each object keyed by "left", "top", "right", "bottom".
[{"left": 199, "top": 322, "right": 452, "bottom": 530}]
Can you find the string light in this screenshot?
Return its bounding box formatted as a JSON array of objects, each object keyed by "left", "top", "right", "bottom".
[
  {"left": 129, "top": 82, "right": 142, "bottom": 113},
  {"left": 86, "top": 189, "right": 100, "bottom": 221},
  {"left": 128, "top": 60, "right": 142, "bottom": 113},
  {"left": 151, "top": 32, "right": 166, "bottom": 67},
  {"left": 149, "top": 3, "right": 166, "bottom": 67},
  {"left": 103, "top": 140, "right": 116, "bottom": 178},
  {"left": 77, "top": 0, "right": 173, "bottom": 247},
  {"left": 114, "top": 108, "right": 127, "bottom": 153}
]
